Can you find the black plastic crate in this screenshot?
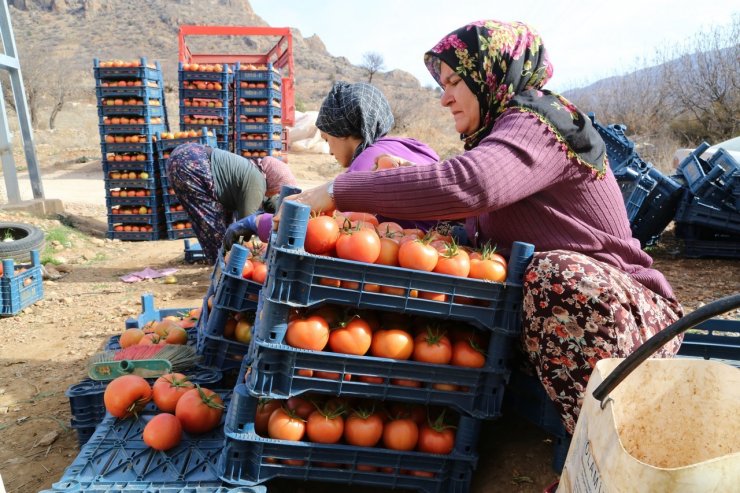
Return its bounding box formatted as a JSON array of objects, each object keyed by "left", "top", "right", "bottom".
[
  {"left": 218, "top": 384, "right": 478, "bottom": 493},
  {"left": 588, "top": 113, "right": 646, "bottom": 174},
  {"left": 502, "top": 371, "right": 570, "bottom": 473},
  {"left": 674, "top": 224, "right": 740, "bottom": 259},
  {"left": 678, "top": 146, "right": 740, "bottom": 211},
  {"left": 614, "top": 162, "right": 684, "bottom": 246},
  {"left": 678, "top": 318, "right": 740, "bottom": 367},
  {"left": 674, "top": 193, "right": 740, "bottom": 236}
]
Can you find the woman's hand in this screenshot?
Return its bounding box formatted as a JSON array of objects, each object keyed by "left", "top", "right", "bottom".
[{"left": 273, "top": 181, "right": 336, "bottom": 231}]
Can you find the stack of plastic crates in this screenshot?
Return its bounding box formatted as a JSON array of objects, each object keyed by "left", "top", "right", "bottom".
[
  {"left": 589, "top": 114, "right": 684, "bottom": 247},
  {"left": 234, "top": 63, "right": 284, "bottom": 161},
  {"left": 1, "top": 249, "right": 43, "bottom": 316},
  {"left": 194, "top": 244, "right": 262, "bottom": 372},
  {"left": 94, "top": 58, "right": 170, "bottom": 241},
  {"left": 208, "top": 198, "right": 536, "bottom": 492},
  {"left": 50, "top": 294, "right": 266, "bottom": 492},
  {"left": 154, "top": 127, "right": 217, "bottom": 240},
  {"left": 179, "top": 62, "right": 233, "bottom": 151},
  {"left": 674, "top": 142, "right": 740, "bottom": 258}
]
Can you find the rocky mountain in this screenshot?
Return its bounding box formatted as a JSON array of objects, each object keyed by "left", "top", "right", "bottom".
[{"left": 6, "top": 0, "right": 424, "bottom": 109}]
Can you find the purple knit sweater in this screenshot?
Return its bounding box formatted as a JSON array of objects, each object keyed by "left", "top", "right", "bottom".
[{"left": 333, "top": 110, "right": 675, "bottom": 300}]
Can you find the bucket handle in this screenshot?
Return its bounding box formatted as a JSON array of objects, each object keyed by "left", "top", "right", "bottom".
[{"left": 592, "top": 293, "right": 740, "bottom": 405}]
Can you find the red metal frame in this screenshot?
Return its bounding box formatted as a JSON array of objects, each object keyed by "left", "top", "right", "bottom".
[{"left": 178, "top": 25, "right": 295, "bottom": 126}]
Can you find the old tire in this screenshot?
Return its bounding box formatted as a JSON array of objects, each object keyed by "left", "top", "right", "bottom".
[{"left": 0, "top": 222, "right": 45, "bottom": 263}]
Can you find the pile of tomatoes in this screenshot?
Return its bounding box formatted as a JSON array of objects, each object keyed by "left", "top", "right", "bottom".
[
  {"left": 103, "top": 373, "right": 224, "bottom": 451},
  {"left": 304, "top": 212, "right": 510, "bottom": 293},
  {"left": 283, "top": 303, "right": 489, "bottom": 388},
  {"left": 118, "top": 309, "right": 200, "bottom": 348},
  {"left": 255, "top": 393, "right": 458, "bottom": 463}
]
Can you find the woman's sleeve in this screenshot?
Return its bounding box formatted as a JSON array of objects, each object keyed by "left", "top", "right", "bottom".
[{"left": 333, "top": 111, "right": 571, "bottom": 220}]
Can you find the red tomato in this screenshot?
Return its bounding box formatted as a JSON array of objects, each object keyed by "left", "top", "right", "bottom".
[
  {"left": 143, "top": 413, "right": 182, "bottom": 451},
  {"left": 413, "top": 328, "right": 452, "bottom": 364},
  {"left": 285, "top": 396, "right": 315, "bottom": 419},
  {"left": 375, "top": 221, "right": 404, "bottom": 237},
  {"left": 389, "top": 402, "right": 426, "bottom": 425},
  {"left": 383, "top": 418, "right": 419, "bottom": 451},
  {"left": 152, "top": 373, "right": 195, "bottom": 412},
  {"left": 398, "top": 240, "right": 439, "bottom": 272},
  {"left": 434, "top": 244, "right": 470, "bottom": 277},
  {"left": 344, "top": 411, "right": 384, "bottom": 447},
  {"left": 251, "top": 259, "right": 268, "bottom": 284},
  {"left": 305, "top": 215, "right": 340, "bottom": 255},
  {"left": 451, "top": 340, "right": 486, "bottom": 368},
  {"left": 469, "top": 257, "right": 506, "bottom": 282},
  {"left": 370, "top": 329, "right": 414, "bottom": 360},
  {"left": 241, "top": 259, "right": 254, "bottom": 279},
  {"left": 175, "top": 387, "right": 224, "bottom": 434},
  {"left": 307, "top": 305, "right": 343, "bottom": 327},
  {"left": 285, "top": 315, "right": 330, "bottom": 351},
  {"left": 335, "top": 228, "right": 381, "bottom": 264},
  {"left": 306, "top": 409, "right": 344, "bottom": 444},
  {"left": 328, "top": 318, "right": 373, "bottom": 355},
  {"left": 255, "top": 399, "right": 282, "bottom": 436},
  {"left": 103, "top": 374, "right": 152, "bottom": 419},
  {"left": 376, "top": 237, "right": 400, "bottom": 266},
  {"left": 268, "top": 407, "right": 306, "bottom": 441},
  {"left": 343, "top": 211, "right": 379, "bottom": 226},
  {"left": 417, "top": 412, "right": 456, "bottom": 454}
]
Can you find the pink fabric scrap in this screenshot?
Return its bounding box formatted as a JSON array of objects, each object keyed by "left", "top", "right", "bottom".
[{"left": 120, "top": 267, "right": 178, "bottom": 283}]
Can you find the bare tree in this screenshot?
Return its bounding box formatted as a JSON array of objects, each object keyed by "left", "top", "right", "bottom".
[
  {"left": 658, "top": 15, "right": 739, "bottom": 144},
  {"left": 361, "top": 52, "right": 385, "bottom": 83},
  {"left": 2, "top": 44, "right": 73, "bottom": 130}
]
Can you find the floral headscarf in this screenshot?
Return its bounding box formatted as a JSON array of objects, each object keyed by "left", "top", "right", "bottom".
[{"left": 424, "top": 20, "right": 607, "bottom": 176}]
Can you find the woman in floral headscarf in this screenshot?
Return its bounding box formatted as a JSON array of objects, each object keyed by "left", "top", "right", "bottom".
[{"left": 280, "top": 21, "right": 683, "bottom": 435}]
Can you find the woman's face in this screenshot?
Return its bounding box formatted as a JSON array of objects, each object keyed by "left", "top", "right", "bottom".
[
  {"left": 321, "top": 132, "right": 361, "bottom": 168},
  {"left": 439, "top": 62, "right": 480, "bottom": 136}
]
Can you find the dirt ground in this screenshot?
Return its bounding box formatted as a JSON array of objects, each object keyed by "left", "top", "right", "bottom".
[{"left": 0, "top": 146, "right": 738, "bottom": 493}]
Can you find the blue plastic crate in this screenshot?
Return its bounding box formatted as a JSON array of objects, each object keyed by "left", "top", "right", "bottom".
[
  {"left": 123, "top": 293, "right": 194, "bottom": 329},
  {"left": 178, "top": 63, "right": 231, "bottom": 83},
  {"left": 674, "top": 222, "right": 740, "bottom": 258},
  {"left": 96, "top": 85, "right": 163, "bottom": 99},
  {"left": 195, "top": 300, "right": 251, "bottom": 372},
  {"left": 179, "top": 88, "right": 230, "bottom": 101},
  {"left": 106, "top": 212, "right": 162, "bottom": 227},
  {"left": 1, "top": 250, "right": 44, "bottom": 316},
  {"left": 235, "top": 122, "right": 282, "bottom": 134},
  {"left": 162, "top": 193, "right": 181, "bottom": 209},
  {"left": 614, "top": 162, "right": 684, "bottom": 246},
  {"left": 184, "top": 239, "right": 207, "bottom": 264},
  {"left": 105, "top": 193, "right": 161, "bottom": 208},
  {"left": 41, "top": 483, "right": 256, "bottom": 493},
  {"left": 93, "top": 58, "right": 162, "bottom": 80},
  {"left": 678, "top": 318, "right": 740, "bottom": 366},
  {"left": 166, "top": 227, "right": 197, "bottom": 240},
  {"left": 102, "top": 151, "right": 157, "bottom": 166},
  {"left": 210, "top": 245, "right": 262, "bottom": 312},
  {"left": 502, "top": 371, "right": 569, "bottom": 473},
  {"left": 98, "top": 122, "right": 167, "bottom": 136},
  {"left": 180, "top": 105, "right": 230, "bottom": 118},
  {"left": 237, "top": 105, "right": 281, "bottom": 118},
  {"left": 243, "top": 295, "right": 511, "bottom": 418},
  {"left": 51, "top": 391, "right": 267, "bottom": 493},
  {"left": 674, "top": 193, "right": 740, "bottom": 236},
  {"left": 104, "top": 176, "right": 158, "bottom": 190},
  {"left": 101, "top": 140, "right": 155, "bottom": 155},
  {"left": 106, "top": 228, "right": 165, "bottom": 242},
  {"left": 98, "top": 104, "right": 165, "bottom": 118},
  {"left": 237, "top": 88, "right": 282, "bottom": 100},
  {"left": 165, "top": 210, "right": 191, "bottom": 223},
  {"left": 155, "top": 128, "right": 217, "bottom": 152},
  {"left": 66, "top": 366, "right": 223, "bottom": 431},
  {"left": 102, "top": 163, "right": 157, "bottom": 177},
  {"left": 218, "top": 384, "right": 478, "bottom": 493},
  {"left": 265, "top": 203, "right": 533, "bottom": 332},
  {"left": 236, "top": 138, "right": 283, "bottom": 151},
  {"left": 235, "top": 63, "right": 282, "bottom": 82}
]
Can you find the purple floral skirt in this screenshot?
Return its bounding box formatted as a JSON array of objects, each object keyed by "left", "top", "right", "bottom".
[{"left": 521, "top": 250, "right": 683, "bottom": 434}]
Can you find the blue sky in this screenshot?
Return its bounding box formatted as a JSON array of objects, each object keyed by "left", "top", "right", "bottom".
[{"left": 250, "top": 0, "right": 737, "bottom": 91}]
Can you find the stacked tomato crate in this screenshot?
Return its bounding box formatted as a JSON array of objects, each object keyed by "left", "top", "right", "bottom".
[
  {"left": 179, "top": 62, "right": 233, "bottom": 151},
  {"left": 154, "top": 127, "right": 217, "bottom": 240},
  {"left": 94, "top": 58, "right": 170, "bottom": 241},
  {"left": 234, "top": 63, "right": 284, "bottom": 161},
  {"left": 202, "top": 197, "right": 534, "bottom": 492}
]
